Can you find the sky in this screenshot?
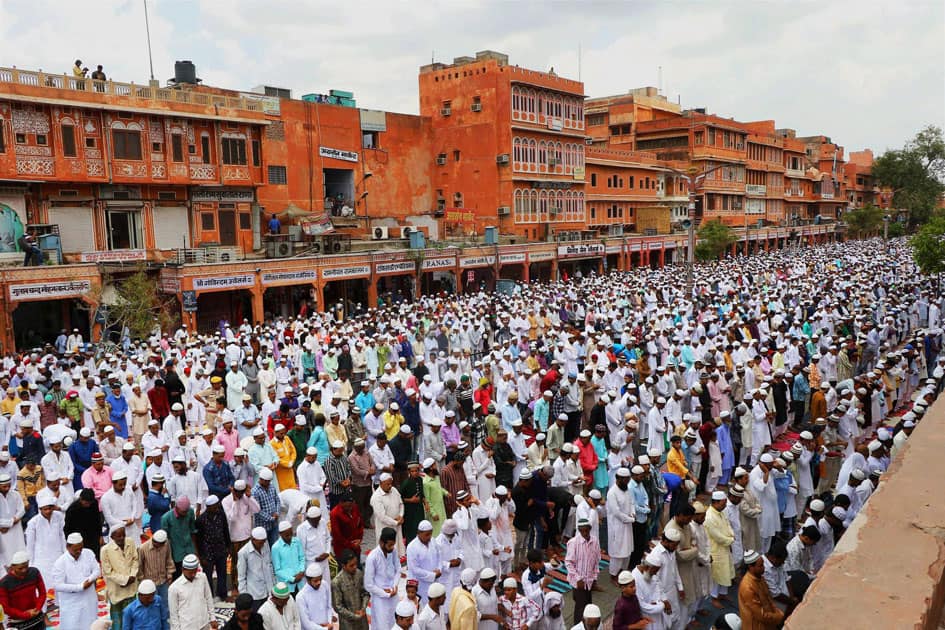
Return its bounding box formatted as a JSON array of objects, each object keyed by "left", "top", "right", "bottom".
[{"left": 1, "top": 0, "right": 942, "bottom": 154}]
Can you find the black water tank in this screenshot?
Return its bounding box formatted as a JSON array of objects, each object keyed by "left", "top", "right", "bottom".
[{"left": 174, "top": 60, "right": 197, "bottom": 85}]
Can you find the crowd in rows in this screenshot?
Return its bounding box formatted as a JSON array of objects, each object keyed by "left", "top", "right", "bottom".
[{"left": 0, "top": 238, "right": 940, "bottom": 630}]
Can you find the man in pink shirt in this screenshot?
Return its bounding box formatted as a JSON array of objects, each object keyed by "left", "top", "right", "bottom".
[
  {"left": 215, "top": 416, "right": 240, "bottom": 461},
  {"left": 80, "top": 452, "right": 114, "bottom": 499}
]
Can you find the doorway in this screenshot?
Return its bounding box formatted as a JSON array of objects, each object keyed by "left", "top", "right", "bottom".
[
  {"left": 218, "top": 207, "right": 237, "bottom": 246},
  {"left": 106, "top": 209, "right": 143, "bottom": 249}
]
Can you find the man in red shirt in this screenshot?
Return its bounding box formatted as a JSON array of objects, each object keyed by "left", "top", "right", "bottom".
[
  {"left": 0, "top": 551, "right": 46, "bottom": 630},
  {"left": 330, "top": 493, "right": 364, "bottom": 559}
]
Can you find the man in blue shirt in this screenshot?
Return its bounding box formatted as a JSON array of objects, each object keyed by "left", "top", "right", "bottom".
[
  {"left": 122, "top": 579, "right": 168, "bottom": 630},
  {"left": 106, "top": 384, "right": 130, "bottom": 438},
  {"left": 267, "top": 213, "right": 281, "bottom": 235},
  {"left": 271, "top": 520, "right": 305, "bottom": 593},
  {"left": 203, "top": 444, "right": 236, "bottom": 500}
]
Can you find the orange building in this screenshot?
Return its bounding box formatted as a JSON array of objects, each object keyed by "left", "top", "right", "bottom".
[
  {"left": 419, "top": 51, "right": 587, "bottom": 242},
  {"left": 0, "top": 56, "right": 850, "bottom": 352}
]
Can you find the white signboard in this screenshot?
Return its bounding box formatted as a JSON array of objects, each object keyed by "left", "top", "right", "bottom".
[
  {"left": 375, "top": 261, "right": 416, "bottom": 275},
  {"left": 319, "top": 147, "right": 359, "bottom": 163},
  {"left": 261, "top": 270, "right": 317, "bottom": 285},
  {"left": 79, "top": 249, "right": 147, "bottom": 263},
  {"left": 190, "top": 189, "right": 255, "bottom": 203},
  {"left": 421, "top": 257, "right": 456, "bottom": 271},
  {"left": 528, "top": 251, "right": 556, "bottom": 262},
  {"left": 558, "top": 243, "right": 604, "bottom": 258},
  {"left": 630, "top": 242, "right": 643, "bottom": 251},
  {"left": 322, "top": 265, "right": 371, "bottom": 280},
  {"left": 459, "top": 255, "right": 495, "bottom": 268},
  {"left": 9, "top": 280, "right": 91, "bottom": 301},
  {"left": 605, "top": 245, "right": 622, "bottom": 254},
  {"left": 648, "top": 242, "right": 661, "bottom": 250},
  {"left": 499, "top": 253, "right": 527, "bottom": 264},
  {"left": 193, "top": 275, "right": 256, "bottom": 291}
]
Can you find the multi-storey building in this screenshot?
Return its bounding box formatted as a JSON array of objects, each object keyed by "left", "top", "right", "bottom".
[
  {"left": 419, "top": 51, "right": 587, "bottom": 242},
  {"left": 0, "top": 54, "right": 850, "bottom": 352}
]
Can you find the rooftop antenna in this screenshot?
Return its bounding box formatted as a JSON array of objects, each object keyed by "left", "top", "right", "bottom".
[
  {"left": 658, "top": 65, "right": 662, "bottom": 95},
  {"left": 143, "top": 0, "right": 155, "bottom": 82},
  {"left": 578, "top": 42, "right": 582, "bottom": 82}
]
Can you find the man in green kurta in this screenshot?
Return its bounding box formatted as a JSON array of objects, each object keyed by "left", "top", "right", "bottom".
[
  {"left": 288, "top": 416, "right": 311, "bottom": 468},
  {"left": 400, "top": 461, "right": 427, "bottom": 544},
  {"left": 421, "top": 458, "right": 450, "bottom": 537}
]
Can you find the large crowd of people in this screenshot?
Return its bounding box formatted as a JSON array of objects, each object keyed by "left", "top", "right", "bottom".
[{"left": 0, "top": 238, "right": 940, "bottom": 630}]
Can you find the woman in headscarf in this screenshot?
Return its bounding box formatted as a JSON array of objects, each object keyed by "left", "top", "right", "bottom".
[{"left": 64, "top": 488, "right": 104, "bottom": 558}]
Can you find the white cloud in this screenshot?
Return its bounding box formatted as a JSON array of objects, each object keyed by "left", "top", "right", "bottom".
[{"left": 0, "top": 0, "right": 941, "bottom": 151}]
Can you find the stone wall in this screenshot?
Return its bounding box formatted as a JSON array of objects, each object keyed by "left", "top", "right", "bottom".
[{"left": 786, "top": 395, "right": 945, "bottom": 629}]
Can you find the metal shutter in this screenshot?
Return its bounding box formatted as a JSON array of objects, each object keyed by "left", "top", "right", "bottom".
[
  {"left": 46, "top": 206, "right": 95, "bottom": 254},
  {"left": 153, "top": 205, "right": 190, "bottom": 250}
]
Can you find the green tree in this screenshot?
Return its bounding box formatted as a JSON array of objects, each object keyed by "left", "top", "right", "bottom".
[
  {"left": 872, "top": 125, "right": 945, "bottom": 226},
  {"left": 844, "top": 204, "right": 884, "bottom": 238},
  {"left": 105, "top": 266, "right": 179, "bottom": 342},
  {"left": 694, "top": 219, "right": 736, "bottom": 261},
  {"left": 910, "top": 215, "right": 945, "bottom": 275}
]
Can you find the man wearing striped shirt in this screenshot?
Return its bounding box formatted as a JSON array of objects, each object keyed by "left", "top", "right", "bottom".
[{"left": 565, "top": 517, "right": 601, "bottom": 626}]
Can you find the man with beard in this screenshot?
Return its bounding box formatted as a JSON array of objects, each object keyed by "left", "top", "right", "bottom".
[
  {"left": 438, "top": 449, "right": 470, "bottom": 516},
  {"left": 606, "top": 467, "right": 635, "bottom": 581}
]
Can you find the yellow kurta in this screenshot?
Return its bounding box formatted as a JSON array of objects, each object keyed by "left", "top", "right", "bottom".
[
  {"left": 101, "top": 540, "right": 140, "bottom": 603},
  {"left": 325, "top": 423, "right": 348, "bottom": 448},
  {"left": 271, "top": 437, "right": 298, "bottom": 490},
  {"left": 704, "top": 506, "right": 735, "bottom": 587}
]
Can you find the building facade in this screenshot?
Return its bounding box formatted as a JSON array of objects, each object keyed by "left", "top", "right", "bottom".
[{"left": 0, "top": 54, "right": 861, "bottom": 352}]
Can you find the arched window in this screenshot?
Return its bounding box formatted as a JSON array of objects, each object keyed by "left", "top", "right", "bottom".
[
  {"left": 529, "top": 190, "right": 539, "bottom": 223},
  {"left": 514, "top": 189, "right": 523, "bottom": 222},
  {"left": 538, "top": 141, "right": 547, "bottom": 172},
  {"left": 554, "top": 142, "right": 563, "bottom": 172},
  {"left": 528, "top": 139, "right": 537, "bottom": 171},
  {"left": 513, "top": 137, "right": 522, "bottom": 170}
]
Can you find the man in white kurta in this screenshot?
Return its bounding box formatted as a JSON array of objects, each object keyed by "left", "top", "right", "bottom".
[
  {"left": 168, "top": 554, "right": 215, "bottom": 630},
  {"left": 25, "top": 496, "right": 66, "bottom": 577},
  {"left": 749, "top": 454, "right": 780, "bottom": 553},
  {"left": 483, "top": 488, "right": 515, "bottom": 575},
  {"left": 434, "top": 519, "right": 463, "bottom": 609},
  {"left": 167, "top": 459, "right": 209, "bottom": 514},
  {"left": 364, "top": 529, "right": 400, "bottom": 630},
  {"left": 649, "top": 536, "right": 684, "bottom": 630},
  {"left": 406, "top": 520, "right": 441, "bottom": 602},
  {"left": 297, "top": 563, "right": 334, "bottom": 630},
  {"left": 40, "top": 438, "right": 75, "bottom": 505},
  {"left": 296, "top": 448, "right": 328, "bottom": 518},
  {"left": 226, "top": 363, "right": 249, "bottom": 411},
  {"left": 297, "top": 506, "right": 331, "bottom": 595},
  {"left": 606, "top": 468, "right": 636, "bottom": 577},
  {"left": 0, "top": 474, "right": 26, "bottom": 566},
  {"left": 369, "top": 475, "right": 404, "bottom": 551},
  {"left": 631, "top": 563, "right": 669, "bottom": 630},
  {"left": 101, "top": 471, "right": 143, "bottom": 543},
  {"left": 50, "top": 534, "right": 101, "bottom": 630},
  {"left": 259, "top": 582, "right": 302, "bottom": 629}
]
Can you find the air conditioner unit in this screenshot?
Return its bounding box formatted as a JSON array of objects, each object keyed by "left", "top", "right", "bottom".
[
  {"left": 372, "top": 226, "right": 389, "bottom": 240},
  {"left": 497, "top": 206, "right": 510, "bottom": 216},
  {"left": 549, "top": 207, "right": 561, "bottom": 216},
  {"left": 496, "top": 154, "right": 510, "bottom": 165},
  {"left": 397, "top": 226, "right": 412, "bottom": 239},
  {"left": 585, "top": 138, "right": 594, "bottom": 145},
  {"left": 471, "top": 103, "right": 482, "bottom": 112},
  {"left": 436, "top": 155, "right": 447, "bottom": 165},
  {"left": 440, "top": 107, "right": 451, "bottom": 117},
  {"left": 272, "top": 241, "right": 292, "bottom": 258},
  {"left": 548, "top": 158, "right": 558, "bottom": 166}
]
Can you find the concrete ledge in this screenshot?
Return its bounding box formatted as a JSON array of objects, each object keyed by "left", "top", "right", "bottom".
[{"left": 786, "top": 395, "right": 945, "bottom": 630}]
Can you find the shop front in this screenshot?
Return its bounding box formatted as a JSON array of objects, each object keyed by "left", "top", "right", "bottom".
[
  {"left": 457, "top": 254, "right": 496, "bottom": 293},
  {"left": 321, "top": 264, "right": 371, "bottom": 317},
  {"left": 528, "top": 251, "right": 556, "bottom": 283},
  {"left": 375, "top": 260, "right": 418, "bottom": 305},
  {"left": 419, "top": 256, "right": 457, "bottom": 298},
  {"left": 191, "top": 273, "right": 256, "bottom": 332},
  {"left": 498, "top": 252, "right": 528, "bottom": 283},
  {"left": 261, "top": 270, "right": 318, "bottom": 320},
  {"left": 3, "top": 270, "right": 99, "bottom": 352},
  {"left": 557, "top": 242, "right": 604, "bottom": 280}
]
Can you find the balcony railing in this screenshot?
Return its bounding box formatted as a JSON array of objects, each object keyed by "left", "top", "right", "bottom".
[
  {"left": 169, "top": 246, "right": 243, "bottom": 265},
  {"left": 0, "top": 67, "right": 263, "bottom": 113}
]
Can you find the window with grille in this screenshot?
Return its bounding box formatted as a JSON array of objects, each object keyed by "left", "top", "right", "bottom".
[
  {"left": 268, "top": 165, "right": 287, "bottom": 184},
  {"left": 61, "top": 124, "right": 77, "bottom": 157}
]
